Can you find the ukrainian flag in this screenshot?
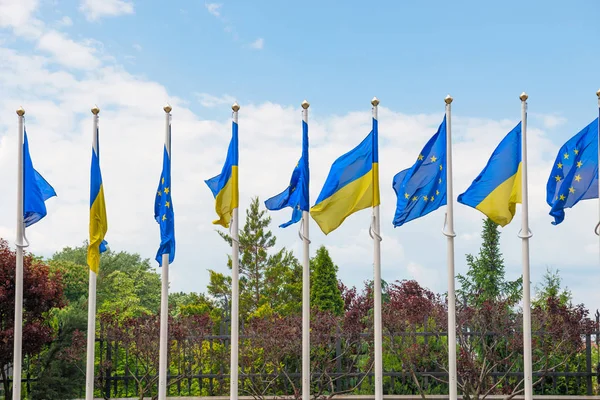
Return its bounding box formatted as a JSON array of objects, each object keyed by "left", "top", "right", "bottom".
[
  {"left": 310, "top": 118, "right": 379, "bottom": 235},
  {"left": 206, "top": 121, "right": 239, "bottom": 228},
  {"left": 87, "top": 128, "right": 108, "bottom": 274},
  {"left": 457, "top": 123, "right": 522, "bottom": 227}
]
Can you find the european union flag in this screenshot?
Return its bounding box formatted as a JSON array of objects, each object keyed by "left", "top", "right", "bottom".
[
  {"left": 264, "top": 120, "right": 309, "bottom": 228},
  {"left": 392, "top": 116, "right": 446, "bottom": 227},
  {"left": 154, "top": 127, "right": 175, "bottom": 264},
  {"left": 23, "top": 129, "right": 56, "bottom": 227},
  {"left": 546, "top": 117, "right": 599, "bottom": 225}
]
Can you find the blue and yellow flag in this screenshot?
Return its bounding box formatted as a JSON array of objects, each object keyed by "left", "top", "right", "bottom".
[
  {"left": 392, "top": 117, "right": 446, "bottom": 227},
  {"left": 546, "top": 117, "right": 598, "bottom": 225},
  {"left": 310, "top": 118, "right": 379, "bottom": 235},
  {"left": 206, "top": 121, "right": 239, "bottom": 228},
  {"left": 155, "top": 123, "right": 175, "bottom": 264},
  {"left": 264, "top": 119, "right": 309, "bottom": 228},
  {"left": 458, "top": 123, "right": 522, "bottom": 227},
  {"left": 23, "top": 129, "right": 56, "bottom": 227},
  {"left": 87, "top": 128, "right": 108, "bottom": 273}
]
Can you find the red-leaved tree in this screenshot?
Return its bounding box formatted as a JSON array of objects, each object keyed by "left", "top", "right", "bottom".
[{"left": 0, "top": 238, "right": 65, "bottom": 398}]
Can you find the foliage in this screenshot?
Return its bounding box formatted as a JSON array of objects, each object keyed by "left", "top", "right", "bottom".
[
  {"left": 210, "top": 197, "right": 301, "bottom": 320},
  {"left": 310, "top": 246, "right": 344, "bottom": 316},
  {"left": 457, "top": 218, "right": 522, "bottom": 306},
  {"left": 533, "top": 267, "right": 572, "bottom": 308},
  {"left": 0, "top": 239, "right": 66, "bottom": 398}
]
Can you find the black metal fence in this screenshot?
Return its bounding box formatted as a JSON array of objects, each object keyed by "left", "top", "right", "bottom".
[{"left": 2, "top": 311, "right": 599, "bottom": 399}]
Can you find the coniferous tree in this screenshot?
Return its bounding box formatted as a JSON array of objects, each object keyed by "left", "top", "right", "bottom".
[
  {"left": 310, "top": 246, "right": 344, "bottom": 316},
  {"left": 457, "top": 218, "right": 522, "bottom": 306}
]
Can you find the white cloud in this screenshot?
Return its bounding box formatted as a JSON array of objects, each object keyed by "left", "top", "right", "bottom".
[
  {"left": 250, "top": 38, "right": 264, "bottom": 50},
  {"left": 205, "top": 3, "right": 221, "bottom": 17},
  {"left": 57, "top": 16, "right": 73, "bottom": 27},
  {"left": 0, "top": 11, "right": 598, "bottom": 313},
  {"left": 195, "top": 93, "right": 235, "bottom": 108},
  {"left": 0, "top": 0, "right": 43, "bottom": 37},
  {"left": 132, "top": 43, "right": 142, "bottom": 52},
  {"left": 532, "top": 113, "right": 567, "bottom": 129},
  {"left": 36, "top": 30, "right": 100, "bottom": 70},
  {"left": 79, "top": 0, "right": 134, "bottom": 21}
]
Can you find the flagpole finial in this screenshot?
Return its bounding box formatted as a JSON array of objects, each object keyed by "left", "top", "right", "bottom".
[
  {"left": 520, "top": 92, "right": 528, "bottom": 101},
  {"left": 163, "top": 104, "right": 172, "bottom": 113},
  {"left": 91, "top": 105, "right": 100, "bottom": 115},
  {"left": 596, "top": 89, "right": 600, "bottom": 99},
  {"left": 232, "top": 102, "right": 240, "bottom": 112},
  {"left": 301, "top": 100, "right": 310, "bottom": 109},
  {"left": 444, "top": 95, "right": 453, "bottom": 104},
  {"left": 16, "top": 107, "right": 25, "bottom": 116},
  {"left": 371, "top": 97, "right": 380, "bottom": 106}
]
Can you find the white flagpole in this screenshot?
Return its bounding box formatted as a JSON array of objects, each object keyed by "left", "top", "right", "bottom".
[
  {"left": 12, "top": 107, "right": 25, "bottom": 400},
  {"left": 370, "top": 97, "right": 383, "bottom": 400},
  {"left": 596, "top": 89, "right": 600, "bottom": 258},
  {"left": 443, "top": 95, "right": 458, "bottom": 400},
  {"left": 300, "top": 100, "right": 311, "bottom": 400},
  {"left": 85, "top": 106, "right": 101, "bottom": 400},
  {"left": 519, "top": 92, "right": 533, "bottom": 400},
  {"left": 158, "top": 104, "right": 172, "bottom": 400},
  {"left": 230, "top": 102, "right": 241, "bottom": 400}
]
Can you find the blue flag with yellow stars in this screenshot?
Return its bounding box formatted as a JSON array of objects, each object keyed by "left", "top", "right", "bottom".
[
  {"left": 546, "top": 117, "right": 598, "bottom": 225},
  {"left": 154, "top": 135, "right": 175, "bottom": 264},
  {"left": 264, "top": 119, "right": 309, "bottom": 228},
  {"left": 23, "top": 129, "right": 56, "bottom": 227},
  {"left": 392, "top": 116, "right": 447, "bottom": 227}
]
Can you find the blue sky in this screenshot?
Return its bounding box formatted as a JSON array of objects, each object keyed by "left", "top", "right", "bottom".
[{"left": 0, "top": 0, "right": 599, "bottom": 310}]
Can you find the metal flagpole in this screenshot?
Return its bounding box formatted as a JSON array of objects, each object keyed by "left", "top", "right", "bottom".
[
  {"left": 85, "top": 106, "right": 101, "bottom": 400},
  {"left": 158, "top": 104, "right": 172, "bottom": 400},
  {"left": 596, "top": 89, "right": 600, "bottom": 259},
  {"left": 443, "top": 95, "right": 458, "bottom": 400},
  {"left": 12, "top": 107, "right": 25, "bottom": 400},
  {"left": 300, "top": 100, "right": 311, "bottom": 400},
  {"left": 519, "top": 92, "right": 533, "bottom": 400},
  {"left": 370, "top": 97, "right": 383, "bottom": 400},
  {"left": 230, "top": 102, "right": 241, "bottom": 400}
]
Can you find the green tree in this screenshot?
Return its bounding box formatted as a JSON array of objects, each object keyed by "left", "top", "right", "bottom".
[
  {"left": 457, "top": 218, "right": 522, "bottom": 306},
  {"left": 533, "top": 267, "right": 571, "bottom": 308},
  {"left": 310, "top": 246, "right": 344, "bottom": 316},
  {"left": 210, "top": 197, "right": 301, "bottom": 320}
]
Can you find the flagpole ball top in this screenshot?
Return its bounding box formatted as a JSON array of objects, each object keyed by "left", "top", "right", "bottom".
[
  {"left": 596, "top": 89, "right": 600, "bottom": 99},
  {"left": 164, "top": 104, "right": 172, "bottom": 113},
  {"left": 232, "top": 102, "right": 240, "bottom": 112},
  {"left": 16, "top": 107, "right": 25, "bottom": 116},
  {"left": 520, "top": 92, "right": 528, "bottom": 101},
  {"left": 444, "top": 95, "right": 453, "bottom": 104},
  {"left": 371, "top": 97, "right": 380, "bottom": 107},
  {"left": 301, "top": 100, "right": 310, "bottom": 109},
  {"left": 91, "top": 105, "right": 100, "bottom": 115}
]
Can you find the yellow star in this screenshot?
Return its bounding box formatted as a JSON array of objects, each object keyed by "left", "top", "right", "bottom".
[
  {"left": 439, "top": 178, "right": 442, "bottom": 184},
  {"left": 162, "top": 177, "right": 165, "bottom": 184},
  {"left": 555, "top": 175, "right": 561, "bottom": 182},
  {"left": 404, "top": 193, "right": 410, "bottom": 199},
  {"left": 559, "top": 194, "right": 566, "bottom": 201},
  {"left": 412, "top": 196, "right": 418, "bottom": 201},
  {"left": 563, "top": 153, "right": 569, "bottom": 159},
  {"left": 439, "top": 164, "right": 443, "bottom": 171},
  {"left": 157, "top": 190, "right": 161, "bottom": 196},
  {"left": 165, "top": 201, "right": 170, "bottom": 208},
  {"left": 430, "top": 196, "right": 435, "bottom": 201},
  {"left": 568, "top": 187, "right": 575, "bottom": 194},
  {"left": 430, "top": 155, "right": 437, "bottom": 162},
  {"left": 423, "top": 195, "right": 429, "bottom": 201},
  {"left": 418, "top": 154, "right": 424, "bottom": 161},
  {"left": 164, "top": 187, "right": 170, "bottom": 194},
  {"left": 574, "top": 174, "right": 582, "bottom": 182},
  {"left": 162, "top": 214, "right": 167, "bottom": 221},
  {"left": 576, "top": 161, "right": 583, "bottom": 168},
  {"left": 436, "top": 190, "right": 440, "bottom": 195},
  {"left": 557, "top": 162, "right": 563, "bottom": 169},
  {"left": 574, "top": 149, "right": 579, "bottom": 155}
]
